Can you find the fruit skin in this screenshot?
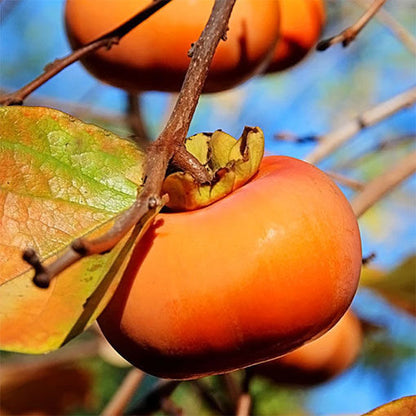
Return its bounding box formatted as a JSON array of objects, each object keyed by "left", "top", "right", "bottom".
[
  {"left": 252, "top": 310, "right": 363, "bottom": 386},
  {"left": 64, "top": 0, "right": 281, "bottom": 93},
  {"left": 98, "top": 156, "right": 362, "bottom": 380},
  {"left": 266, "top": 0, "right": 325, "bottom": 73}
]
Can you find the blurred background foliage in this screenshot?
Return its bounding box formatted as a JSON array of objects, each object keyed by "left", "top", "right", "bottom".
[{"left": 0, "top": 0, "right": 415, "bottom": 415}]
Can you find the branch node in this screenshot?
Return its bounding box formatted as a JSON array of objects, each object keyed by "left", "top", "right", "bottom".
[
  {"left": 148, "top": 196, "right": 159, "bottom": 209},
  {"left": 221, "top": 25, "right": 229, "bottom": 41},
  {"left": 71, "top": 238, "right": 89, "bottom": 256},
  {"left": 316, "top": 37, "right": 333, "bottom": 51},
  {"left": 188, "top": 43, "right": 195, "bottom": 58},
  {"left": 23, "top": 248, "right": 51, "bottom": 289}
]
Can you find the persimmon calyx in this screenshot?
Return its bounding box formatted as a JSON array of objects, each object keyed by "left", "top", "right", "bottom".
[{"left": 163, "top": 126, "right": 264, "bottom": 211}]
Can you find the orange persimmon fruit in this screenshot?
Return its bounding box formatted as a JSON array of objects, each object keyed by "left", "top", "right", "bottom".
[
  {"left": 64, "top": 0, "right": 281, "bottom": 93},
  {"left": 266, "top": 0, "right": 325, "bottom": 73},
  {"left": 98, "top": 156, "right": 362, "bottom": 379},
  {"left": 252, "top": 310, "right": 363, "bottom": 386}
]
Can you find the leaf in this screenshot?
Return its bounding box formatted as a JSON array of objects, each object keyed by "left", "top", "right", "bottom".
[
  {"left": 360, "top": 256, "right": 416, "bottom": 316},
  {"left": 362, "top": 396, "right": 416, "bottom": 416},
  {"left": 162, "top": 126, "right": 264, "bottom": 211},
  {"left": 0, "top": 106, "right": 150, "bottom": 353}
]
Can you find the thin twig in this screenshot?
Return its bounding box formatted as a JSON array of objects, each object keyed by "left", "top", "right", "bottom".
[
  {"left": 0, "top": 0, "right": 173, "bottom": 105},
  {"left": 161, "top": 398, "right": 183, "bottom": 416},
  {"left": 24, "top": 0, "right": 237, "bottom": 288},
  {"left": 317, "top": 0, "right": 387, "bottom": 51},
  {"left": 305, "top": 86, "right": 416, "bottom": 165},
  {"left": 0, "top": 87, "right": 127, "bottom": 126},
  {"left": 353, "top": 0, "right": 416, "bottom": 55},
  {"left": 326, "top": 171, "right": 366, "bottom": 191},
  {"left": 235, "top": 370, "right": 252, "bottom": 416},
  {"left": 352, "top": 151, "right": 416, "bottom": 217},
  {"left": 101, "top": 368, "right": 145, "bottom": 416},
  {"left": 126, "top": 380, "right": 181, "bottom": 415},
  {"left": 191, "top": 380, "right": 228, "bottom": 415},
  {"left": 126, "top": 93, "right": 152, "bottom": 147},
  {"left": 221, "top": 373, "right": 241, "bottom": 412}
]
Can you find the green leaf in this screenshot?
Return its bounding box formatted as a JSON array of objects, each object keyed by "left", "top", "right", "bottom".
[
  {"left": 0, "top": 106, "right": 148, "bottom": 353},
  {"left": 162, "top": 126, "right": 264, "bottom": 211},
  {"left": 360, "top": 256, "right": 416, "bottom": 316}
]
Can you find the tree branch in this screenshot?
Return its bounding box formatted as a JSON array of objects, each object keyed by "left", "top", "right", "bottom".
[
  {"left": 0, "top": 0, "right": 173, "bottom": 106},
  {"left": 126, "top": 93, "right": 152, "bottom": 147},
  {"left": 317, "top": 0, "right": 387, "bottom": 51},
  {"left": 24, "top": 0, "right": 237, "bottom": 288},
  {"left": 235, "top": 370, "right": 253, "bottom": 416},
  {"left": 305, "top": 86, "right": 416, "bottom": 165},
  {"left": 352, "top": 0, "right": 416, "bottom": 55},
  {"left": 352, "top": 151, "right": 416, "bottom": 217},
  {"left": 101, "top": 368, "right": 145, "bottom": 416}
]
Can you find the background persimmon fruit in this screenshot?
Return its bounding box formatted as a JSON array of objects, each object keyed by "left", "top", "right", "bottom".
[
  {"left": 266, "top": 0, "right": 325, "bottom": 73},
  {"left": 64, "top": 0, "right": 281, "bottom": 93},
  {"left": 252, "top": 310, "right": 363, "bottom": 386},
  {"left": 98, "top": 156, "right": 362, "bottom": 380}
]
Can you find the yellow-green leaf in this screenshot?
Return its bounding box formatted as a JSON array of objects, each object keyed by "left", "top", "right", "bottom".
[
  {"left": 0, "top": 106, "right": 148, "bottom": 353},
  {"left": 362, "top": 396, "right": 416, "bottom": 416},
  {"left": 163, "top": 126, "right": 264, "bottom": 211}
]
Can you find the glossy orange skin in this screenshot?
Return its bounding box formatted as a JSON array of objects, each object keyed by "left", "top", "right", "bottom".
[
  {"left": 64, "top": 0, "right": 281, "bottom": 93},
  {"left": 266, "top": 0, "right": 325, "bottom": 73},
  {"left": 252, "top": 310, "right": 363, "bottom": 385},
  {"left": 98, "top": 156, "right": 362, "bottom": 379}
]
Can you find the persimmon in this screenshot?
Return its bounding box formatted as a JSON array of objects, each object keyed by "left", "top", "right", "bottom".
[
  {"left": 98, "top": 156, "right": 362, "bottom": 379},
  {"left": 64, "top": 0, "right": 281, "bottom": 93},
  {"left": 252, "top": 310, "right": 363, "bottom": 386},
  {"left": 266, "top": 0, "right": 325, "bottom": 73}
]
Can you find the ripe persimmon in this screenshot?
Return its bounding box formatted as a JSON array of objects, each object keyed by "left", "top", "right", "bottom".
[
  {"left": 64, "top": 0, "right": 281, "bottom": 93},
  {"left": 266, "top": 0, "right": 325, "bottom": 73},
  {"left": 98, "top": 156, "right": 362, "bottom": 379},
  {"left": 252, "top": 310, "right": 363, "bottom": 386}
]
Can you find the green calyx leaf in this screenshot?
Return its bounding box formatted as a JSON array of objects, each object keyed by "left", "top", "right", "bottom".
[{"left": 163, "top": 126, "right": 265, "bottom": 211}]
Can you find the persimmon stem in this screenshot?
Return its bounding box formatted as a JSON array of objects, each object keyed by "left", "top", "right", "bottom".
[
  {"left": 24, "top": 0, "right": 237, "bottom": 287},
  {"left": 172, "top": 146, "right": 213, "bottom": 183},
  {"left": 305, "top": 86, "right": 416, "bottom": 165},
  {"left": 0, "top": 0, "right": 173, "bottom": 106},
  {"left": 317, "top": 0, "right": 388, "bottom": 51}
]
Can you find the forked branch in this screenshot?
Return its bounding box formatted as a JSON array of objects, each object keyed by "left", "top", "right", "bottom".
[
  {"left": 317, "top": 0, "right": 387, "bottom": 51},
  {"left": 0, "top": 0, "right": 173, "bottom": 106},
  {"left": 24, "top": 0, "right": 237, "bottom": 288}
]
